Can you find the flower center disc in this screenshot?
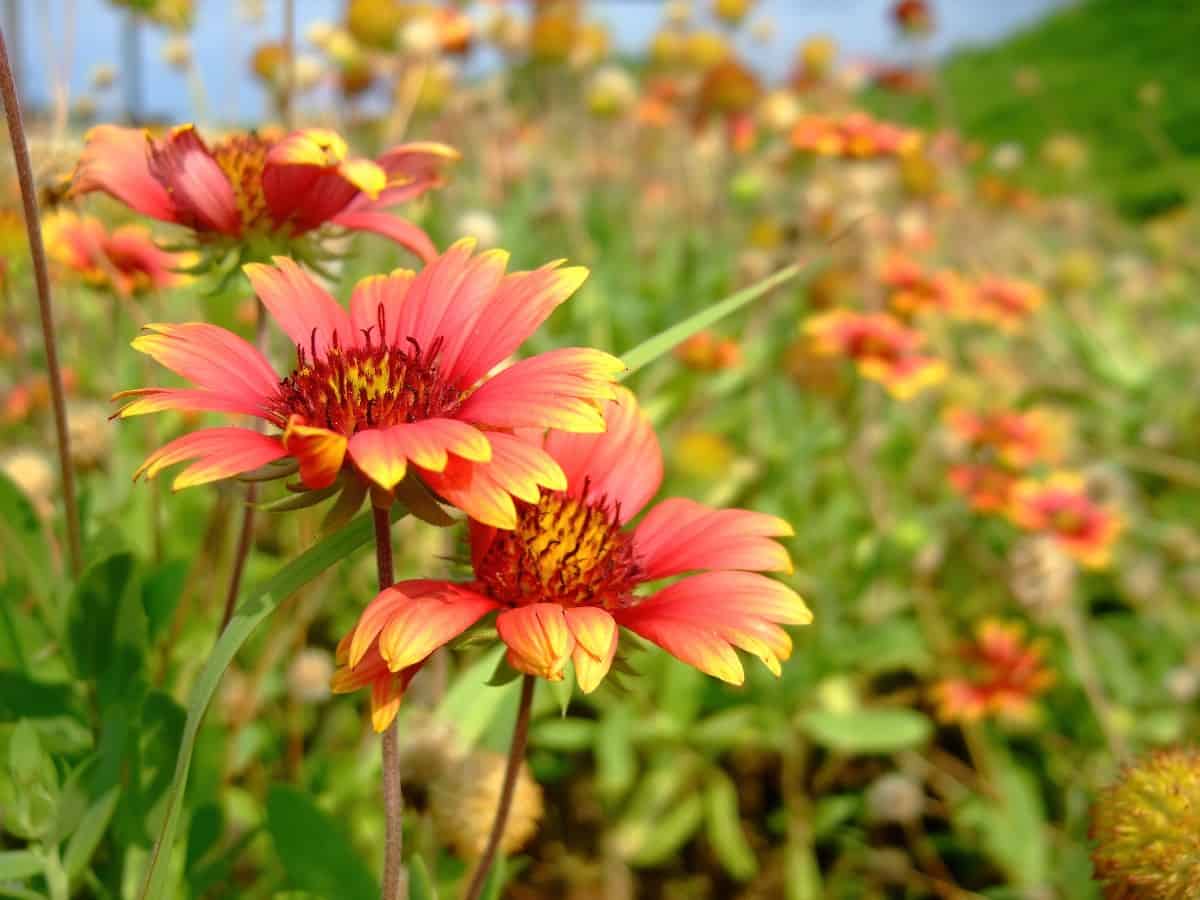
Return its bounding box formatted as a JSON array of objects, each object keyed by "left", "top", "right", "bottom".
[
  {"left": 477, "top": 490, "right": 641, "bottom": 609},
  {"left": 212, "top": 135, "right": 273, "bottom": 232}
]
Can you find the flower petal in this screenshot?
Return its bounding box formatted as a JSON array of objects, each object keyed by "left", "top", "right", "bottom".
[
  {"left": 283, "top": 416, "right": 348, "bottom": 489},
  {"left": 565, "top": 607, "right": 618, "bottom": 693},
  {"left": 146, "top": 125, "right": 240, "bottom": 235},
  {"left": 348, "top": 419, "right": 491, "bottom": 491},
  {"left": 349, "top": 269, "right": 416, "bottom": 343},
  {"left": 263, "top": 129, "right": 387, "bottom": 230},
  {"left": 633, "top": 498, "right": 793, "bottom": 581},
  {"left": 131, "top": 322, "right": 279, "bottom": 400},
  {"left": 450, "top": 263, "right": 590, "bottom": 387},
  {"left": 331, "top": 210, "right": 438, "bottom": 262},
  {"left": 457, "top": 347, "right": 624, "bottom": 434},
  {"left": 113, "top": 387, "right": 267, "bottom": 419},
  {"left": 244, "top": 256, "right": 354, "bottom": 359},
  {"left": 347, "top": 428, "right": 408, "bottom": 492},
  {"left": 615, "top": 572, "right": 812, "bottom": 683},
  {"left": 69, "top": 125, "right": 177, "bottom": 222},
  {"left": 376, "top": 583, "right": 500, "bottom": 671},
  {"left": 133, "top": 427, "right": 287, "bottom": 490},
  {"left": 543, "top": 386, "right": 662, "bottom": 523},
  {"left": 497, "top": 603, "right": 574, "bottom": 681}
]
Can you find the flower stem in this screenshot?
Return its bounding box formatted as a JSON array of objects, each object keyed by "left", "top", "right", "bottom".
[
  {"left": 218, "top": 305, "right": 268, "bottom": 634},
  {"left": 0, "top": 24, "right": 82, "bottom": 576},
  {"left": 374, "top": 504, "right": 405, "bottom": 900},
  {"left": 461, "top": 674, "right": 535, "bottom": 900}
]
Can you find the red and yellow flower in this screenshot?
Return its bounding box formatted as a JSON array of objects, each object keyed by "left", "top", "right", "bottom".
[
  {"left": 674, "top": 330, "right": 742, "bottom": 372},
  {"left": 791, "top": 112, "right": 920, "bottom": 160},
  {"left": 964, "top": 275, "right": 1045, "bottom": 332},
  {"left": 1009, "top": 472, "right": 1122, "bottom": 569},
  {"left": 880, "top": 252, "right": 965, "bottom": 317},
  {"left": 805, "top": 309, "right": 946, "bottom": 399},
  {"left": 43, "top": 210, "right": 190, "bottom": 297},
  {"left": 947, "top": 463, "right": 1019, "bottom": 514},
  {"left": 944, "top": 406, "right": 1059, "bottom": 469},
  {"left": 70, "top": 124, "right": 456, "bottom": 261},
  {"left": 114, "top": 240, "right": 623, "bottom": 529},
  {"left": 333, "top": 388, "right": 810, "bottom": 731},
  {"left": 934, "top": 619, "right": 1053, "bottom": 724}
]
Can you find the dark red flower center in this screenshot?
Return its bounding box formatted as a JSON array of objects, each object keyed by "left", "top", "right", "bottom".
[
  {"left": 212, "top": 134, "right": 274, "bottom": 232},
  {"left": 269, "top": 307, "right": 463, "bottom": 435},
  {"left": 475, "top": 486, "right": 642, "bottom": 609}
]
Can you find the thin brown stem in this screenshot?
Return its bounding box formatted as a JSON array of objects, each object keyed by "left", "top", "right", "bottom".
[
  {"left": 374, "top": 503, "right": 405, "bottom": 900},
  {"left": 218, "top": 305, "right": 268, "bottom": 634},
  {"left": 0, "top": 25, "right": 82, "bottom": 576},
  {"left": 461, "top": 674, "right": 535, "bottom": 900}
]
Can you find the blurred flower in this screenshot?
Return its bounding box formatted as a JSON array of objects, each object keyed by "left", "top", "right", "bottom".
[
  {"left": 432, "top": 749, "right": 544, "bottom": 859},
  {"left": 400, "top": 15, "right": 440, "bottom": 57},
  {"left": 805, "top": 309, "right": 946, "bottom": 399},
  {"left": 891, "top": 0, "right": 934, "bottom": 35},
  {"left": 791, "top": 112, "right": 920, "bottom": 159},
  {"left": 453, "top": 210, "right": 500, "bottom": 250},
  {"left": 673, "top": 430, "right": 737, "bottom": 481},
  {"left": 1055, "top": 248, "right": 1099, "bottom": 293},
  {"left": 865, "top": 773, "right": 925, "bottom": 825},
  {"left": 586, "top": 65, "right": 638, "bottom": 119},
  {"left": 287, "top": 647, "right": 334, "bottom": 703},
  {"left": 1, "top": 450, "right": 54, "bottom": 518},
  {"left": 797, "top": 35, "right": 837, "bottom": 82},
  {"left": 990, "top": 141, "right": 1025, "bottom": 171},
  {"left": 664, "top": 0, "right": 692, "bottom": 27},
  {"left": 684, "top": 30, "right": 730, "bottom": 69},
  {"left": 965, "top": 275, "right": 1044, "bottom": 332},
  {"left": 250, "top": 42, "right": 290, "bottom": 88},
  {"left": 530, "top": 8, "right": 578, "bottom": 63},
  {"left": 43, "top": 210, "right": 189, "bottom": 297},
  {"left": 713, "top": 0, "right": 753, "bottom": 26},
  {"left": 1010, "top": 472, "right": 1122, "bottom": 569},
  {"left": 948, "top": 463, "right": 1018, "bottom": 514},
  {"left": 396, "top": 710, "right": 465, "bottom": 786},
  {"left": 696, "top": 58, "right": 762, "bottom": 120},
  {"left": 161, "top": 34, "right": 192, "bottom": 70},
  {"left": 116, "top": 243, "right": 617, "bottom": 533},
  {"left": 1041, "top": 133, "right": 1089, "bottom": 174},
  {"left": 1164, "top": 667, "right": 1200, "bottom": 704},
  {"left": 933, "top": 619, "right": 1054, "bottom": 724},
  {"left": 758, "top": 88, "right": 801, "bottom": 133},
  {"left": 749, "top": 16, "right": 776, "bottom": 45},
  {"left": 486, "top": 9, "right": 528, "bottom": 55},
  {"left": 306, "top": 20, "right": 336, "bottom": 48},
  {"left": 333, "top": 389, "right": 807, "bottom": 731},
  {"left": 944, "top": 406, "right": 1059, "bottom": 469},
  {"left": 345, "top": 0, "right": 404, "bottom": 51},
  {"left": 880, "top": 253, "right": 964, "bottom": 317},
  {"left": 71, "top": 125, "right": 456, "bottom": 262},
  {"left": 90, "top": 64, "right": 117, "bottom": 91},
  {"left": 648, "top": 29, "right": 686, "bottom": 68},
  {"left": 67, "top": 403, "right": 113, "bottom": 472},
  {"left": 1138, "top": 80, "right": 1164, "bottom": 108},
  {"left": 674, "top": 330, "right": 741, "bottom": 372},
  {"left": 4, "top": 370, "right": 79, "bottom": 425},
  {"left": 1090, "top": 747, "right": 1200, "bottom": 899},
  {"left": 570, "top": 21, "right": 611, "bottom": 69},
  {"left": 1013, "top": 66, "right": 1041, "bottom": 95}
]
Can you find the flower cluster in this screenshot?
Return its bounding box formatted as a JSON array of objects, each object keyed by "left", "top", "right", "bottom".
[
  {"left": 933, "top": 619, "right": 1054, "bottom": 724},
  {"left": 790, "top": 112, "right": 921, "bottom": 160},
  {"left": 804, "top": 309, "right": 946, "bottom": 398}
]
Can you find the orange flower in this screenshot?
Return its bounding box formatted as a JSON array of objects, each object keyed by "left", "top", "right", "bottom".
[
  {"left": 71, "top": 124, "right": 456, "bottom": 261},
  {"left": 880, "top": 252, "right": 964, "bottom": 316},
  {"left": 891, "top": 0, "right": 934, "bottom": 35},
  {"left": 805, "top": 309, "right": 945, "bottom": 399},
  {"left": 944, "top": 406, "right": 1059, "bottom": 469},
  {"left": 674, "top": 330, "right": 741, "bottom": 372},
  {"left": 934, "top": 620, "right": 1054, "bottom": 724},
  {"left": 43, "top": 210, "right": 189, "bottom": 297},
  {"left": 114, "top": 240, "right": 623, "bottom": 529},
  {"left": 334, "top": 388, "right": 810, "bottom": 731},
  {"left": 791, "top": 112, "right": 920, "bottom": 160},
  {"left": 1010, "top": 472, "right": 1122, "bottom": 569},
  {"left": 947, "top": 463, "right": 1018, "bottom": 514},
  {"left": 965, "top": 275, "right": 1044, "bottom": 332}
]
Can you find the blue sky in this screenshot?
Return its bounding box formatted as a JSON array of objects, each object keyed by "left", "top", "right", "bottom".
[{"left": 13, "top": 0, "right": 1065, "bottom": 123}]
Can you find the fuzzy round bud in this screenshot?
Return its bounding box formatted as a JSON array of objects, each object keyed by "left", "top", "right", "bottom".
[
  {"left": 431, "top": 749, "right": 544, "bottom": 859},
  {"left": 866, "top": 773, "right": 925, "bottom": 825},
  {"left": 586, "top": 65, "right": 638, "bottom": 118},
  {"left": 90, "top": 64, "right": 117, "bottom": 91},
  {"left": 161, "top": 35, "right": 192, "bottom": 70},
  {"left": 1090, "top": 746, "right": 1200, "bottom": 898},
  {"left": 286, "top": 648, "right": 333, "bottom": 704},
  {"left": 395, "top": 711, "right": 466, "bottom": 787},
  {"left": 400, "top": 16, "right": 440, "bottom": 58},
  {"left": 2, "top": 449, "right": 54, "bottom": 518},
  {"left": 454, "top": 210, "right": 500, "bottom": 250},
  {"left": 68, "top": 403, "right": 112, "bottom": 472}
]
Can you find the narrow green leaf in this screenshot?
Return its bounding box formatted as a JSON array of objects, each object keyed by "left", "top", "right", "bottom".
[
  {"left": 63, "top": 785, "right": 119, "bottom": 879},
  {"left": 265, "top": 786, "right": 379, "bottom": 900},
  {"left": 137, "top": 508, "right": 398, "bottom": 900},
  {"left": 407, "top": 855, "right": 439, "bottom": 900},
  {"left": 704, "top": 772, "right": 758, "bottom": 881},
  {"left": 67, "top": 554, "right": 136, "bottom": 680},
  {"left": 0, "top": 850, "right": 44, "bottom": 881},
  {"left": 619, "top": 262, "right": 807, "bottom": 376}
]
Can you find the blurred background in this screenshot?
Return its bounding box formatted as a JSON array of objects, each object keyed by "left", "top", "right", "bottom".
[{"left": 3, "top": 1, "right": 1200, "bottom": 899}]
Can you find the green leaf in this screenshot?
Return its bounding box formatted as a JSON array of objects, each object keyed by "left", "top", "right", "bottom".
[
  {"left": 137, "top": 508, "right": 396, "bottom": 900},
  {"left": 63, "top": 785, "right": 119, "bottom": 880},
  {"left": 140, "top": 560, "right": 189, "bottom": 643},
  {"left": 626, "top": 794, "right": 705, "bottom": 867},
  {"left": 0, "top": 849, "right": 44, "bottom": 885},
  {"left": 407, "top": 855, "right": 439, "bottom": 900},
  {"left": 477, "top": 854, "right": 508, "bottom": 900},
  {"left": 0, "top": 672, "right": 74, "bottom": 722},
  {"left": 595, "top": 705, "right": 636, "bottom": 805},
  {"left": 67, "top": 554, "right": 136, "bottom": 680},
  {"left": 530, "top": 717, "right": 594, "bottom": 751},
  {"left": 436, "top": 645, "right": 516, "bottom": 747},
  {"left": 704, "top": 771, "right": 758, "bottom": 881},
  {"left": 799, "top": 708, "right": 933, "bottom": 755},
  {"left": 619, "top": 262, "right": 807, "bottom": 376},
  {"left": 0, "top": 473, "right": 51, "bottom": 594},
  {"left": 265, "top": 786, "right": 379, "bottom": 900}
]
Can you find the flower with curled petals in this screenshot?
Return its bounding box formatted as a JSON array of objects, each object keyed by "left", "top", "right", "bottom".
[
  {"left": 70, "top": 123, "right": 456, "bottom": 263},
  {"left": 1009, "top": 472, "right": 1122, "bottom": 569},
  {"left": 114, "top": 240, "right": 623, "bottom": 529},
  {"left": 333, "top": 388, "right": 811, "bottom": 732},
  {"left": 43, "top": 210, "right": 190, "bottom": 297},
  {"left": 933, "top": 619, "right": 1054, "bottom": 724}
]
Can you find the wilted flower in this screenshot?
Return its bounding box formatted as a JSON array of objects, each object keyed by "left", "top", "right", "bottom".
[
  {"left": 431, "top": 749, "right": 544, "bottom": 859},
  {"left": 805, "top": 309, "right": 946, "bottom": 399},
  {"left": 287, "top": 647, "right": 334, "bottom": 703},
  {"left": 1090, "top": 747, "right": 1200, "bottom": 899},
  {"left": 67, "top": 403, "right": 113, "bottom": 472},
  {"left": 115, "top": 241, "right": 621, "bottom": 531},
  {"left": 933, "top": 619, "right": 1054, "bottom": 724},
  {"left": 333, "top": 389, "right": 808, "bottom": 731},
  {"left": 43, "top": 210, "right": 189, "bottom": 297},
  {"left": 1010, "top": 472, "right": 1122, "bottom": 569},
  {"left": 1009, "top": 535, "right": 1076, "bottom": 618},
  {"left": 71, "top": 125, "right": 456, "bottom": 263},
  {"left": 965, "top": 275, "right": 1044, "bottom": 332}
]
